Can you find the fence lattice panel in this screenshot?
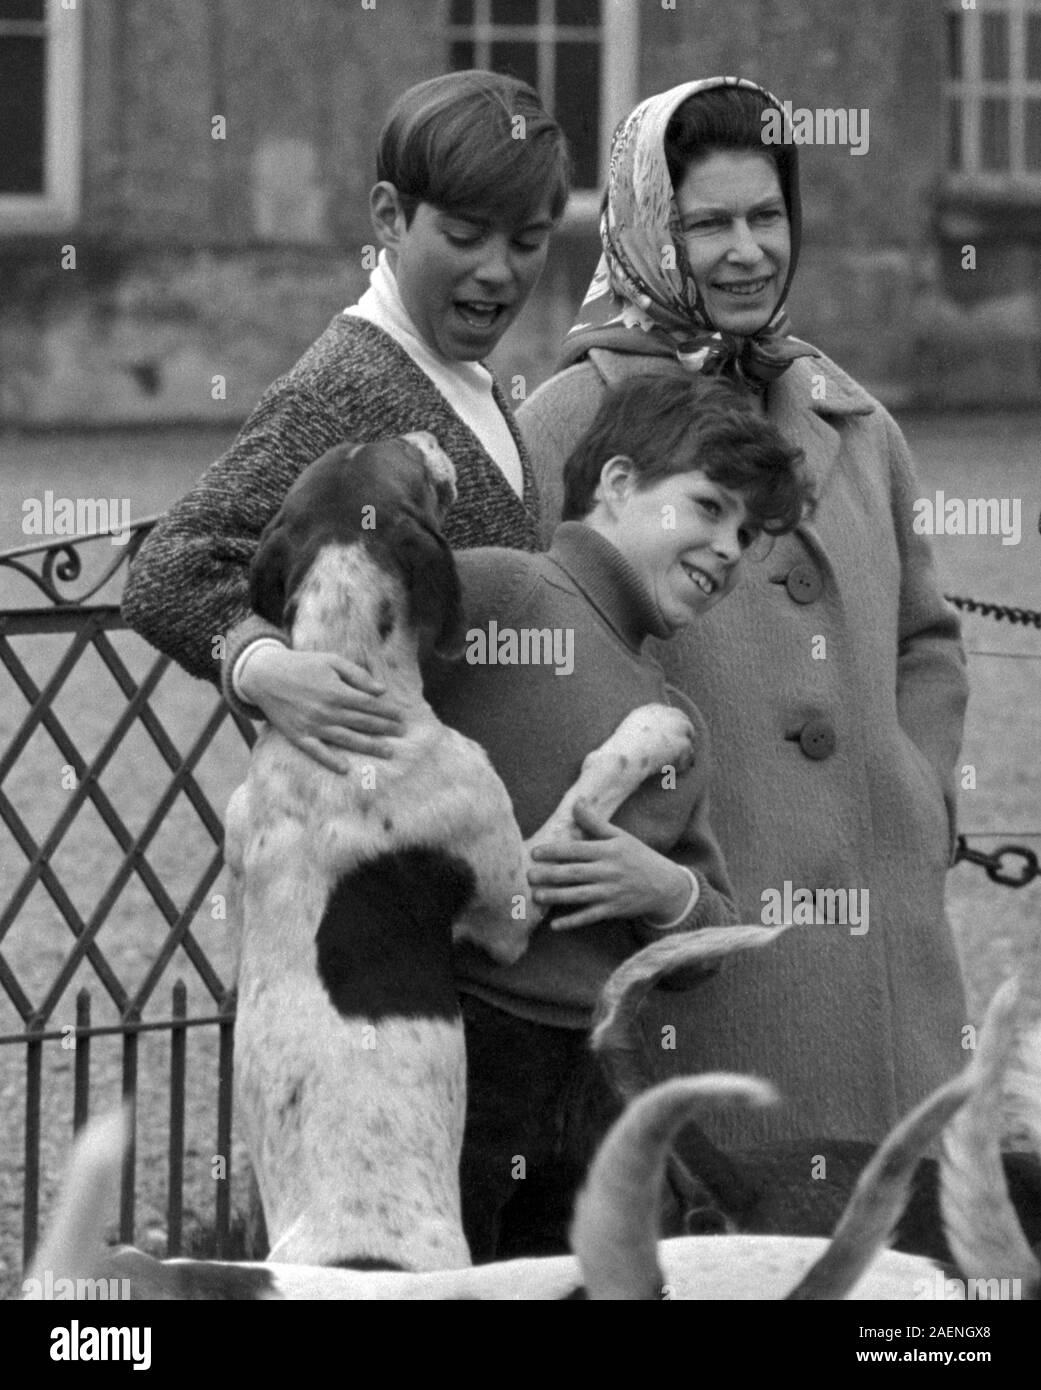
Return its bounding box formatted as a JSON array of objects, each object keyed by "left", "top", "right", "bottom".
[{"left": 0, "top": 521, "right": 255, "bottom": 1287}]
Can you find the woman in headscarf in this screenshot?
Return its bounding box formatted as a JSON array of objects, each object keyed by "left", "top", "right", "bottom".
[{"left": 518, "top": 78, "right": 969, "bottom": 1151}]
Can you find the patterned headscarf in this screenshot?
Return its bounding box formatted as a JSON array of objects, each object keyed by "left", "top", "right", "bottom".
[{"left": 560, "top": 76, "right": 818, "bottom": 392}]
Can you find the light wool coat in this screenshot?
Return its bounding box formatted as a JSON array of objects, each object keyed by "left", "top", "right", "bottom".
[{"left": 518, "top": 347, "right": 969, "bottom": 1148}]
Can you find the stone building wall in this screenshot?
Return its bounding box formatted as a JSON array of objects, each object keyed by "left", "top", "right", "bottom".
[{"left": 0, "top": 0, "right": 1038, "bottom": 427}]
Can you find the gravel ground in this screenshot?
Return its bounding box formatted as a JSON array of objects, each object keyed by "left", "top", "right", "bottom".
[{"left": 0, "top": 412, "right": 1038, "bottom": 1299}]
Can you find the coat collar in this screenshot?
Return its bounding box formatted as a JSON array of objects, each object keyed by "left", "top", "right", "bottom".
[
  {"left": 768, "top": 343, "right": 877, "bottom": 417},
  {"left": 586, "top": 340, "right": 875, "bottom": 416},
  {"left": 765, "top": 347, "right": 877, "bottom": 503},
  {"left": 547, "top": 521, "right": 674, "bottom": 648}
]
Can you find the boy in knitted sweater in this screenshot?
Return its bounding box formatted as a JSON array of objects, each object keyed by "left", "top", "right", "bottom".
[
  {"left": 121, "top": 71, "right": 569, "bottom": 754},
  {"left": 422, "top": 373, "right": 814, "bottom": 1261}
]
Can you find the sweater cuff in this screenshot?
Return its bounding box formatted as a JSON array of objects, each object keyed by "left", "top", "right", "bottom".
[
  {"left": 642, "top": 867, "right": 700, "bottom": 932},
  {"left": 221, "top": 614, "right": 289, "bottom": 721},
  {"left": 233, "top": 638, "right": 289, "bottom": 698}
]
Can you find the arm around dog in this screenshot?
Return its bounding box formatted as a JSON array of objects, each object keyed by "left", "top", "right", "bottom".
[
  {"left": 233, "top": 643, "right": 404, "bottom": 767},
  {"left": 123, "top": 387, "right": 407, "bottom": 762}
]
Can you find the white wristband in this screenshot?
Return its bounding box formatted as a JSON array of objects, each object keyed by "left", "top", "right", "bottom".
[
  {"left": 232, "top": 638, "right": 290, "bottom": 699},
  {"left": 645, "top": 867, "right": 700, "bottom": 931}
]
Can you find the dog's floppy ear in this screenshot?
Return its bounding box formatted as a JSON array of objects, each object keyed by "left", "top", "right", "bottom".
[
  {"left": 249, "top": 523, "right": 291, "bottom": 628},
  {"left": 392, "top": 515, "right": 466, "bottom": 659}
]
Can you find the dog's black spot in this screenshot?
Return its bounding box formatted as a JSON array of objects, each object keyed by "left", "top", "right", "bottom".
[
  {"left": 377, "top": 596, "right": 395, "bottom": 641},
  {"left": 107, "top": 1247, "right": 278, "bottom": 1300},
  {"left": 315, "top": 846, "right": 475, "bottom": 1021},
  {"left": 277, "top": 1080, "right": 303, "bottom": 1125},
  {"left": 332, "top": 1256, "right": 406, "bottom": 1272},
  {"left": 168, "top": 1261, "right": 280, "bottom": 1301}
]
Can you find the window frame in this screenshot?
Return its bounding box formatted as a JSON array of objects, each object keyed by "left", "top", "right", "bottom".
[
  {"left": 945, "top": 0, "right": 1041, "bottom": 191},
  {"left": 0, "top": 0, "right": 83, "bottom": 230},
  {"left": 445, "top": 0, "right": 639, "bottom": 220}
]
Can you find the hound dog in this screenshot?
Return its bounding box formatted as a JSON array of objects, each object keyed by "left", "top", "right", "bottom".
[
  {"left": 220, "top": 433, "right": 697, "bottom": 1272},
  {"left": 27, "top": 929, "right": 997, "bottom": 1301},
  {"left": 24, "top": 1078, "right": 964, "bottom": 1301},
  {"left": 24, "top": 935, "right": 1039, "bottom": 1300}
]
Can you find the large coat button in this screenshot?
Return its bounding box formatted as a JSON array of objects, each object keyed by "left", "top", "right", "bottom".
[
  {"left": 799, "top": 719, "right": 836, "bottom": 760},
  {"left": 786, "top": 564, "right": 823, "bottom": 603}
]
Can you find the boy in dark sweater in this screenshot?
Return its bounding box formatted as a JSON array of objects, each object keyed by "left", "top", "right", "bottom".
[{"left": 423, "top": 373, "right": 815, "bottom": 1261}]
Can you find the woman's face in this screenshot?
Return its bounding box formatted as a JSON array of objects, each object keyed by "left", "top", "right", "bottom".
[
  {"left": 372, "top": 186, "right": 556, "bottom": 361},
  {"left": 673, "top": 150, "right": 791, "bottom": 336}
]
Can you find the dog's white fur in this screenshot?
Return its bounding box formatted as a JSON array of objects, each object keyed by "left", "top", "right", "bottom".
[{"left": 223, "top": 435, "right": 696, "bottom": 1269}]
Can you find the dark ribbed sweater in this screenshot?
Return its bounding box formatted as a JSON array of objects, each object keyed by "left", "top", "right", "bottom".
[
  {"left": 121, "top": 314, "right": 540, "bottom": 693},
  {"left": 426, "top": 522, "right": 739, "bottom": 1029}
]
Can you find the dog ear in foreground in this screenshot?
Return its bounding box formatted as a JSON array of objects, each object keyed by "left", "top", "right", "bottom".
[{"left": 24, "top": 929, "right": 1041, "bottom": 1300}]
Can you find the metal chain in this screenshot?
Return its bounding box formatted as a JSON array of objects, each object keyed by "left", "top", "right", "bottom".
[
  {"left": 953, "top": 835, "right": 1040, "bottom": 888},
  {"left": 944, "top": 595, "right": 1041, "bottom": 628}
]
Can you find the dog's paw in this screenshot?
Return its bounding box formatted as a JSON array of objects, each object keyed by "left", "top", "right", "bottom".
[{"left": 586, "top": 704, "right": 696, "bottom": 783}]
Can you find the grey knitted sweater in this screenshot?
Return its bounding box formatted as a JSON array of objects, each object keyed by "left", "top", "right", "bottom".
[{"left": 121, "top": 314, "right": 541, "bottom": 704}]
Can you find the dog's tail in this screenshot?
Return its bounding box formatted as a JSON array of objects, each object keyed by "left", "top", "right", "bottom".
[
  {"left": 591, "top": 925, "right": 787, "bottom": 1221},
  {"left": 939, "top": 973, "right": 1041, "bottom": 1295},
  {"left": 24, "top": 1111, "right": 280, "bottom": 1300},
  {"left": 570, "top": 1074, "right": 777, "bottom": 1300},
  {"left": 786, "top": 1069, "right": 975, "bottom": 1300},
  {"left": 591, "top": 925, "right": 788, "bottom": 1102},
  {"left": 23, "top": 1108, "right": 128, "bottom": 1298}
]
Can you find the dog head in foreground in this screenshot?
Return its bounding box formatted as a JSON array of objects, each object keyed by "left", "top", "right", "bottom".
[
  {"left": 249, "top": 432, "right": 465, "bottom": 660},
  {"left": 23, "top": 930, "right": 1041, "bottom": 1300}
]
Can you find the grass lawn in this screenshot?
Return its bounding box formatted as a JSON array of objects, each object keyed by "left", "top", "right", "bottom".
[{"left": 0, "top": 411, "right": 1038, "bottom": 1299}]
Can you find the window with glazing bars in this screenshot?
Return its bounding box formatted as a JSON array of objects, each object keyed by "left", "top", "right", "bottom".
[
  {"left": 946, "top": 0, "right": 1041, "bottom": 178},
  {"left": 446, "top": 0, "right": 604, "bottom": 190}
]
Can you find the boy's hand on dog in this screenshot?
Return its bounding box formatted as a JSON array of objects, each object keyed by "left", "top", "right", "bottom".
[
  {"left": 240, "top": 645, "right": 405, "bottom": 771},
  {"left": 528, "top": 799, "right": 693, "bottom": 930}
]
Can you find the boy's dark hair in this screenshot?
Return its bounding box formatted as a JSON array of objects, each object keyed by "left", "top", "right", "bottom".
[
  {"left": 664, "top": 84, "right": 797, "bottom": 222},
  {"left": 561, "top": 374, "right": 814, "bottom": 536},
  {"left": 377, "top": 70, "right": 571, "bottom": 226}
]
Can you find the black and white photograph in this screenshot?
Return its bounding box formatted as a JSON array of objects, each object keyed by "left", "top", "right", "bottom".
[{"left": 1, "top": 0, "right": 1039, "bottom": 1350}]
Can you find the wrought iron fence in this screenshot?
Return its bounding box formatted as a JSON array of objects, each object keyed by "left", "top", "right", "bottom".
[{"left": 0, "top": 520, "right": 255, "bottom": 1282}]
